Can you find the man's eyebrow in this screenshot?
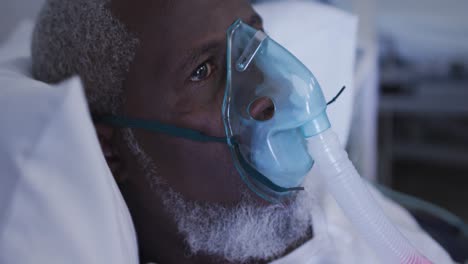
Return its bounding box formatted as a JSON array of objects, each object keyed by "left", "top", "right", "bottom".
[
  {"left": 178, "top": 14, "right": 263, "bottom": 74},
  {"left": 179, "top": 40, "right": 224, "bottom": 74}
]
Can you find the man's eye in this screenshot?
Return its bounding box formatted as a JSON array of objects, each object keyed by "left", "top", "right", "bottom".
[{"left": 190, "top": 61, "right": 214, "bottom": 82}]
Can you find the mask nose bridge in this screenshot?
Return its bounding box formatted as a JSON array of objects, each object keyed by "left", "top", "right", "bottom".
[{"left": 235, "top": 30, "right": 267, "bottom": 72}]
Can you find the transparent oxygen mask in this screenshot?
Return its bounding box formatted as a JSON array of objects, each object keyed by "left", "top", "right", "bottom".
[{"left": 223, "top": 19, "right": 331, "bottom": 202}]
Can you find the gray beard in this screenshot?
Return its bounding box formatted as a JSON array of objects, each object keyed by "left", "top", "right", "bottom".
[
  {"left": 122, "top": 129, "right": 315, "bottom": 263},
  {"left": 161, "top": 189, "right": 314, "bottom": 263}
]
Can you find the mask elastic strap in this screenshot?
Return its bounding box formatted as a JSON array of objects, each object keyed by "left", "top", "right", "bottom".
[
  {"left": 93, "top": 115, "right": 229, "bottom": 143},
  {"left": 95, "top": 115, "right": 304, "bottom": 194}
]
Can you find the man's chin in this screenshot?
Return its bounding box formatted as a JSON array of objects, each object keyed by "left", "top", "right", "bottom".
[{"left": 161, "top": 186, "right": 314, "bottom": 263}]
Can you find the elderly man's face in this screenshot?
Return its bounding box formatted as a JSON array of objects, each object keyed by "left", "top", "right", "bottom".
[
  {"left": 114, "top": 0, "right": 263, "bottom": 203},
  {"left": 106, "top": 0, "right": 313, "bottom": 262}
]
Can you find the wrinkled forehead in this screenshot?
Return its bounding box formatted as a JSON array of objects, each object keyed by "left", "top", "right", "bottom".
[
  {"left": 111, "top": 0, "right": 259, "bottom": 86},
  {"left": 112, "top": 0, "right": 257, "bottom": 46}
]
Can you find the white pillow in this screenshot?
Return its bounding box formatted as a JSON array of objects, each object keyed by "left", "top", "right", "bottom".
[
  {"left": 254, "top": 1, "right": 357, "bottom": 145},
  {"left": 0, "top": 24, "right": 138, "bottom": 264},
  {"left": 0, "top": 21, "right": 34, "bottom": 63}
]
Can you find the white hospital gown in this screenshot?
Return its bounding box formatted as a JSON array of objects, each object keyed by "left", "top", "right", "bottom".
[{"left": 271, "top": 184, "right": 455, "bottom": 264}]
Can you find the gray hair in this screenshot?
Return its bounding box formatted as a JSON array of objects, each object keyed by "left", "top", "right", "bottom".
[{"left": 31, "top": 0, "right": 139, "bottom": 114}]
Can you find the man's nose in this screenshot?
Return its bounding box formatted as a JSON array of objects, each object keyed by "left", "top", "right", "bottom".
[{"left": 249, "top": 97, "right": 275, "bottom": 121}]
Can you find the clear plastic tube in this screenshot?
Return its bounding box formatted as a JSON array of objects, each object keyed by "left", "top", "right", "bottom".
[{"left": 307, "top": 129, "right": 433, "bottom": 264}]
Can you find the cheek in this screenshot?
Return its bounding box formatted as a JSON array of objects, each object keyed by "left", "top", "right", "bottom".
[
  {"left": 176, "top": 83, "right": 227, "bottom": 138},
  {"left": 138, "top": 130, "right": 245, "bottom": 204}
]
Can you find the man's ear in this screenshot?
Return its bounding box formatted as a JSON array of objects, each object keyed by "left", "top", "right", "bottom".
[{"left": 95, "top": 123, "right": 127, "bottom": 183}]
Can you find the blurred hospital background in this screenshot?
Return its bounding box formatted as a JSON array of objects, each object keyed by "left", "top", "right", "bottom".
[
  {"left": 251, "top": 0, "right": 468, "bottom": 222},
  {"left": 1, "top": 0, "right": 467, "bottom": 261}
]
